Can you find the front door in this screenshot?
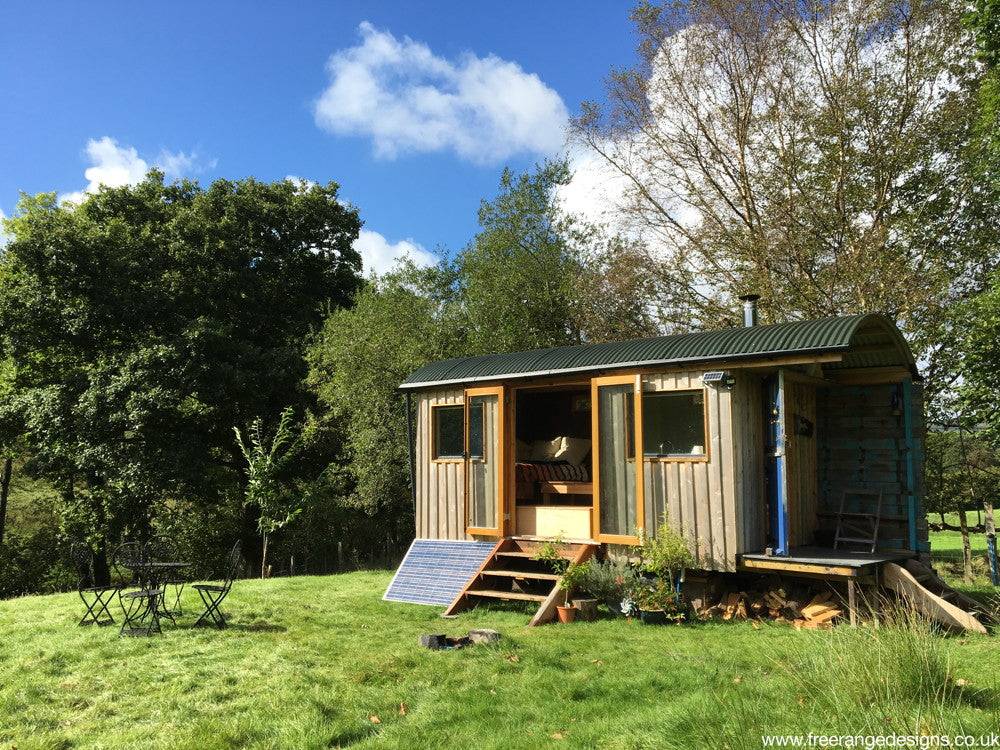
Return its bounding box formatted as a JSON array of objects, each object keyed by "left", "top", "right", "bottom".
[
  {"left": 591, "top": 375, "right": 645, "bottom": 544},
  {"left": 465, "top": 386, "right": 505, "bottom": 536}
]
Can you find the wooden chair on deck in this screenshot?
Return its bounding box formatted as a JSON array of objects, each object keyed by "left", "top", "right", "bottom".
[{"left": 833, "top": 489, "right": 883, "bottom": 553}]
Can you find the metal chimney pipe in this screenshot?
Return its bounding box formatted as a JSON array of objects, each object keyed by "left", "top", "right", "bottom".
[{"left": 739, "top": 294, "right": 760, "bottom": 327}]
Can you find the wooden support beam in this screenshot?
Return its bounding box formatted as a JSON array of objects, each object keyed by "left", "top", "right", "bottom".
[
  {"left": 441, "top": 538, "right": 509, "bottom": 617},
  {"left": 827, "top": 366, "right": 913, "bottom": 385}
]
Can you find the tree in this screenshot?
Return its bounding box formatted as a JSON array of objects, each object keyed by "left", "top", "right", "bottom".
[
  {"left": 574, "top": 0, "right": 998, "bottom": 375},
  {"left": 308, "top": 263, "right": 461, "bottom": 530},
  {"left": 0, "top": 174, "right": 362, "bottom": 574},
  {"left": 234, "top": 407, "right": 303, "bottom": 578},
  {"left": 457, "top": 161, "right": 585, "bottom": 353},
  {"left": 307, "top": 161, "right": 663, "bottom": 520}
]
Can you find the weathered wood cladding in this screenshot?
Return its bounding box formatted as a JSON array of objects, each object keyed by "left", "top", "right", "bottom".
[
  {"left": 731, "top": 372, "right": 767, "bottom": 554},
  {"left": 414, "top": 389, "right": 465, "bottom": 540},
  {"left": 784, "top": 380, "right": 818, "bottom": 547},
  {"left": 815, "top": 382, "right": 928, "bottom": 552},
  {"left": 641, "top": 371, "right": 738, "bottom": 571}
]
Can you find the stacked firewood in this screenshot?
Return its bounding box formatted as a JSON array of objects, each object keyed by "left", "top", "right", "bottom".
[{"left": 696, "top": 584, "right": 844, "bottom": 629}]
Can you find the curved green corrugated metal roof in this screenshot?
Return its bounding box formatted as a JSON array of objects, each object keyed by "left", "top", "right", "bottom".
[{"left": 399, "top": 314, "right": 916, "bottom": 390}]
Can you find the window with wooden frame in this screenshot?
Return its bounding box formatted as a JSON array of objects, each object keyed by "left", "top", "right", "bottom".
[
  {"left": 641, "top": 389, "right": 708, "bottom": 460},
  {"left": 432, "top": 404, "right": 465, "bottom": 460}
]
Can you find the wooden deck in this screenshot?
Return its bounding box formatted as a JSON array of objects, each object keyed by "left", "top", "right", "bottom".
[{"left": 738, "top": 546, "right": 912, "bottom": 578}]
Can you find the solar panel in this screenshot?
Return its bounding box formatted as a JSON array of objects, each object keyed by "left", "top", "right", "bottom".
[{"left": 384, "top": 539, "right": 497, "bottom": 606}]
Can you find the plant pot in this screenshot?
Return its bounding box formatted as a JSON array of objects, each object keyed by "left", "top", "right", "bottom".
[
  {"left": 573, "top": 598, "right": 599, "bottom": 621},
  {"left": 556, "top": 605, "right": 577, "bottom": 623},
  {"left": 639, "top": 609, "right": 667, "bottom": 625}
]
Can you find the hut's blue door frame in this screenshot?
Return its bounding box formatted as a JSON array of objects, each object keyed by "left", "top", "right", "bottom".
[{"left": 765, "top": 373, "right": 788, "bottom": 556}]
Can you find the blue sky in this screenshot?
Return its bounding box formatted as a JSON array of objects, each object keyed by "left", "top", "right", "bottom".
[{"left": 0, "top": 2, "right": 637, "bottom": 272}]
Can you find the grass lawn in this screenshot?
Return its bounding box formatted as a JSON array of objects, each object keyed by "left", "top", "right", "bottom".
[{"left": 1, "top": 571, "right": 998, "bottom": 750}]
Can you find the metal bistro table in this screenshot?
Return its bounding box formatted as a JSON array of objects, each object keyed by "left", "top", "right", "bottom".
[
  {"left": 119, "top": 559, "right": 190, "bottom": 636},
  {"left": 145, "top": 561, "right": 191, "bottom": 622}
]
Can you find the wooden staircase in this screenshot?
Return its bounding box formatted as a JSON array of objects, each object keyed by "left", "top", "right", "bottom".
[
  {"left": 443, "top": 538, "right": 598, "bottom": 626},
  {"left": 882, "top": 559, "right": 989, "bottom": 635}
]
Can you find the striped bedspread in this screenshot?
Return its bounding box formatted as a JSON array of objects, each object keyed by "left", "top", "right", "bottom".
[{"left": 515, "top": 461, "right": 589, "bottom": 483}]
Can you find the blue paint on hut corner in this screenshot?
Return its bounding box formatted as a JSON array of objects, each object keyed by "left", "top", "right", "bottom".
[
  {"left": 384, "top": 539, "right": 497, "bottom": 606},
  {"left": 766, "top": 373, "right": 788, "bottom": 556}
]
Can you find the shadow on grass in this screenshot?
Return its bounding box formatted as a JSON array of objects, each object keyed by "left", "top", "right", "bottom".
[{"left": 223, "top": 622, "right": 287, "bottom": 633}]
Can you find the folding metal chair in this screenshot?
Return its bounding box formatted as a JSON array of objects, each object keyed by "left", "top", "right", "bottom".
[
  {"left": 70, "top": 543, "right": 118, "bottom": 626},
  {"left": 113, "top": 542, "right": 164, "bottom": 637},
  {"left": 193, "top": 541, "right": 243, "bottom": 629}
]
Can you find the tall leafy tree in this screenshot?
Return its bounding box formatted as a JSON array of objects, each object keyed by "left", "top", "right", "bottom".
[
  {"left": 457, "top": 161, "right": 585, "bottom": 353},
  {"left": 574, "top": 0, "right": 998, "bottom": 382},
  {"left": 308, "top": 263, "right": 461, "bottom": 536},
  {"left": 308, "top": 161, "right": 663, "bottom": 517},
  {"left": 0, "top": 174, "right": 362, "bottom": 573}
]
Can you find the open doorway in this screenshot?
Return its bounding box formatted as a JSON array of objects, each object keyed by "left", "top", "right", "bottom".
[{"left": 512, "top": 385, "right": 594, "bottom": 539}]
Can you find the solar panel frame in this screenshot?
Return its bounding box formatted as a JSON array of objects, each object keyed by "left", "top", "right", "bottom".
[{"left": 383, "top": 538, "right": 498, "bottom": 606}]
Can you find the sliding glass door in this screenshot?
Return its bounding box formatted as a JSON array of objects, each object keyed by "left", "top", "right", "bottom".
[
  {"left": 591, "top": 375, "right": 644, "bottom": 544},
  {"left": 465, "top": 386, "right": 505, "bottom": 536}
]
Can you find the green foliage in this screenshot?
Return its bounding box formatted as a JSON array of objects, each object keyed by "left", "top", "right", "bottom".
[
  {"left": 457, "top": 161, "right": 584, "bottom": 353},
  {"left": 533, "top": 535, "right": 569, "bottom": 574},
  {"left": 234, "top": 407, "right": 303, "bottom": 578},
  {"left": 557, "top": 559, "right": 590, "bottom": 598},
  {"left": 577, "top": 556, "right": 644, "bottom": 611},
  {"left": 634, "top": 577, "right": 684, "bottom": 617},
  {"left": 0, "top": 174, "right": 362, "bottom": 562},
  {"left": 637, "top": 516, "right": 694, "bottom": 589},
  {"left": 307, "top": 264, "right": 459, "bottom": 532}
]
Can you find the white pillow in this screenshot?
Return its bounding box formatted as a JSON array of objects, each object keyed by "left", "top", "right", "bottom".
[
  {"left": 531, "top": 437, "right": 564, "bottom": 461},
  {"left": 555, "top": 437, "right": 591, "bottom": 466}
]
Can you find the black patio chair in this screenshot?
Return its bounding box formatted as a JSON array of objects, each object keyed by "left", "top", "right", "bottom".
[
  {"left": 193, "top": 541, "right": 243, "bottom": 629},
  {"left": 69, "top": 543, "right": 118, "bottom": 626},
  {"left": 113, "top": 541, "right": 164, "bottom": 637}
]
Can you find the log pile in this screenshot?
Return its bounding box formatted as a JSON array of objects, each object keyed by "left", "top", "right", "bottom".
[{"left": 697, "top": 583, "right": 844, "bottom": 629}]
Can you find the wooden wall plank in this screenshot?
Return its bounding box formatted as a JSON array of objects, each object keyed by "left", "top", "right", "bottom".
[{"left": 414, "top": 389, "right": 465, "bottom": 541}]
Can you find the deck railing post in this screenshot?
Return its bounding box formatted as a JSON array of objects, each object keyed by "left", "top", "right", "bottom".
[
  {"left": 404, "top": 392, "right": 416, "bottom": 514},
  {"left": 901, "top": 379, "right": 917, "bottom": 552}
]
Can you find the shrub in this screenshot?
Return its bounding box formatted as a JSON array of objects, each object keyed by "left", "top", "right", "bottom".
[
  {"left": 558, "top": 560, "right": 590, "bottom": 599},
  {"left": 577, "top": 557, "right": 644, "bottom": 612},
  {"left": 638, "top": 515, "right": 693, "bottom": 591}
]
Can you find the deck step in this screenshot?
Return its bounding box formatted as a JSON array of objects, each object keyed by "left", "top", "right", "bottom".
[
  {"left": 442, "top": 539, "right": 599, "bottom": 625},
  {"left": 481, "top": 569, "right": 560, "bottom": 581},
  {"left": 495, "top": 550, "right": 574, "bottom": 560},
  {"left": 466, "top": 589, "right": 548, "bottom": 602}
]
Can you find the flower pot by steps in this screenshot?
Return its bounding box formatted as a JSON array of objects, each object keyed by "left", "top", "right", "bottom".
[
  {"left": 573, "top": 598, "right": 599, "bottom": 621},
  {"left": 556, "top": 605, "right": 577, "bottom": 623},
  {"left": 639, "top": 609, "right": 667, "bottom": 625}
]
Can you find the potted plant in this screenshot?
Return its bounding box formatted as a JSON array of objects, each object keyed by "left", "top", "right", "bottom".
[
  {"left": 635, "top": 578, "right": 686, "bottom": 625},
  {"left": 556, "top": 561, "right": 589, "bottom": 623},
  {"left": 637, "top": 516, "right": 693, "bottom": 602}
]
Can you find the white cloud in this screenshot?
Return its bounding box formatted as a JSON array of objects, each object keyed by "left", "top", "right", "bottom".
[
  {"left": 354, "top": 228, "right": 437, "bottom": 276},
  {"left": 60, "top": 137, "right": 214, "bottom": 204},
  {"left": 314, "top": 22, "right": 569, "bottom": 163},
  {"left": 556, "top": 147, "right": 632, "bottom": 230}
]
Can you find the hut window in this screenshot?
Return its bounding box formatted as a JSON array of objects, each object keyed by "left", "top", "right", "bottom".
[
  {"left": 642, "top": 390, "right": 706, "bottom": 458},
  {"left": 433, "top": 405, "right": 465, "bottom": 460}
]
